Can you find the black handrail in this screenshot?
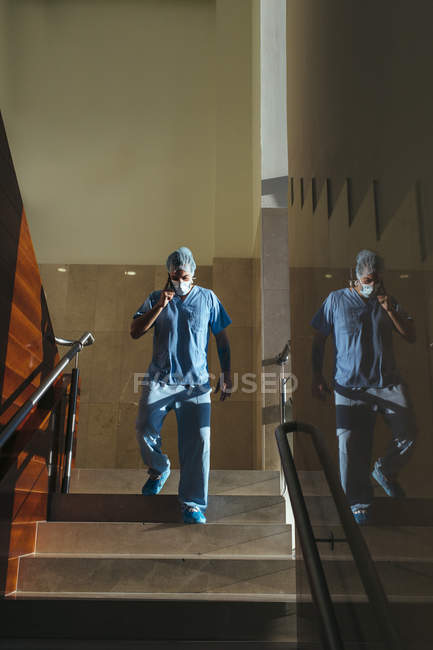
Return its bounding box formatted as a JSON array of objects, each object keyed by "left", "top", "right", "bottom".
[
  {"left": 275, "top": 423, "right": 344, "bottom": 650},
  {"left": 275, "top": 420, "right": 404, "bottom": 650},
  {"left": 61, "top": 364, "right": 79, "bottom": 493},
  {"left": 0, "top": 331, "right": 94, "bottom": 451}
]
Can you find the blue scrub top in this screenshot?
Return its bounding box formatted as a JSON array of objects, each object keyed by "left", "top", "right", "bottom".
[
  {"left": 133, "top": 285, "right": 231, "bottom": 385},
  {"left": 311, "top": 288, "right": 411, "bottom": 388}
]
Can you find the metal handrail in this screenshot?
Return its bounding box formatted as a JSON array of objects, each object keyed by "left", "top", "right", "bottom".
[
  {"left": 276, "top": 422, "right": 344, "bottom": 650},
  {"left": 55, "top": 336, "right": 93, "bottom": 347},
  {"left": 275, "top": 420, "right": 404, "bottom": 650},
  {"left": 263, "top": 340, "right": 292, "bottom": 425},
  {"left": 262, "top": 339, "right": 291, "bottom": 367},
  {"left": 0, "top": 331, "right": 94, "bottom": 451}
]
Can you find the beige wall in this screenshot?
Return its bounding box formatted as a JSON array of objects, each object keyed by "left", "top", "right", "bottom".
[
  {"left": 260, "top": 0, "right": 287, "bottom": 181},
  {"left": 1, "top": 0, "right": 260, "bottom": 265},
  {"left": 39, "top": 259, "right": 260, "bottom": 470},
  {"left": 1, "top": 0, "right": 263, "bottom": 470},
  {"left": 286, "top": 0, "right": 433, "bottom": 496},
  {"left": 286, "top": 0, "right": 433, "bottom": 254},
  {"left": 0, "top": 4, "right": 8, "bottom": 101},
  {"left": 251, "top": 211, "right": 263, "bottom": 469},
  {"left": 261, "top": 208, "right": 291, "bottom": 470}
]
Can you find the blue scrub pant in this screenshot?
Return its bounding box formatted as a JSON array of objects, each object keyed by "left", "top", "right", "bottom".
[
  {"left": 334, "top": 383, "right": 416, "bottom": 511},
  {"left": 136, "top": 380, "right": 212, "bottom": 511}
]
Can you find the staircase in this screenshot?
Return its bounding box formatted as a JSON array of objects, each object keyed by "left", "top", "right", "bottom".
[
  {"left": 2, "top": 468, "right": 433, "bottom": 649},
  {"left": 2, "top": 469, "right": 301, "bottom": 649},
  {"left": 18, "top": 469, "right": 292, "bottom": 602}
]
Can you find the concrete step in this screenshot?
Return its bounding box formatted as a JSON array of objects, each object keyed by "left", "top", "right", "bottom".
[
  {"left": 304, "top": 496, "right": 433, "bottom": 526},
  {"left": 0, "top": 599, "right": 298, "bottom": 643},
  {"left": 297, "top": 470, "right": 330, "bottom": 496},
  {"left": 297, "top": 600, "right": 433, "bottom": 649},
  {"left": 35, "top": 522, "right": 292, "bottom": 558},
  {"left": 0, "top": 642, "right": 306, "bottom": 650},
  {"left": 49, "top": 494, "right": 286, "bottom": 524},
  {"left": 298, "top": 470, "right": 433, "bottom": 499},
  {"left": 3, "top": 599, "right": 433, "bottom": 649},
  {"left": 70, "top": 467, "right": 433, "bottom": 499},
  {"left": 16, "top": 556, "right": 296, "bottom": 598},
  {"left": 310, "top": 525, "right": 433, "bottom": 561},
  {"left": 15, "top": 555, "right": 433, "bottom": 599},
  {"left": 71, "top": 469, "right": 282, "bottom": 496},
  {"left": 1, "top": 598, "right": 432, "bottom": 648}
]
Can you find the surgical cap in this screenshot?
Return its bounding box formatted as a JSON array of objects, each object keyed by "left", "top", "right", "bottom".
[
  {"left": 355, "top": 249, "right": 384, "bottom": 279},
  {"left": 166, "top": 246, "right": 196, "bottom": 275}
]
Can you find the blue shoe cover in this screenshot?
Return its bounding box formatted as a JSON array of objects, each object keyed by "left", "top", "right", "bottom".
[
  {"left": 183, "top": 506, "right": 206, "bottom": 524},
  {"left": 372, "top": 467, "right": 405, "bottom": 498},
  {"left": 142, "top": 468, "right": 170, "bottom": 496},
  {"left": 352, "top": 508, "right": 370, "bottom": 525}
]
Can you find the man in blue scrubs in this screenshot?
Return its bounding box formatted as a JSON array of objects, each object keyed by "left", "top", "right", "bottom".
[
  {"left": 311, "top": 250, "right": 416, "bottom": 524},
  {"left": 130, "top": 247, "right": 232, "bottom": 524}
]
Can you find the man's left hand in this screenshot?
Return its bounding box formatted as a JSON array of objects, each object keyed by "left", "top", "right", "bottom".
[{"left": 214, "top": 372, "right": 232, "bottom": 401}]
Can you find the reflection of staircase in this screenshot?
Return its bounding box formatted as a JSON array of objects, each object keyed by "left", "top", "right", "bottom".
[
  {"left": 3, "top": 469, "right": 302, "bottom": 647},
  {"left": 297, "top": 471, "right": 433, "bottom": 649}
]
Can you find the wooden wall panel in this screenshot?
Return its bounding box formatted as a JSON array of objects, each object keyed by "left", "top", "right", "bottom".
[
  {"left": 12, "top": 491, "right": 48, "bottom": 524},
  {"left": 8, "top": 523, "right": 36, "bottom": 557},
  {"left": 1, "top": 208, "right": 59, "bottom": 428},
  {"left": 0, "top": 454, "right": 47, "bottom": 494},
  {"left": 0, "top": 112, "right": 59, "bottom": 427},
  {"left": 0, "top": 111, "right": 65, "bottom": 595},
  {"left": 5, "top": 557, "right": 19, "bottom": 596}
]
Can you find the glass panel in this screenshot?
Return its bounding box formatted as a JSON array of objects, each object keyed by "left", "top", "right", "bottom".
[{"left": 287, "top": 242, "right": 433, "bottom": 649}]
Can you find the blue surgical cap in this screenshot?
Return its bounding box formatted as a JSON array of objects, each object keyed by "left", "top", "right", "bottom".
[
  {"left": 355, "top": 249, "right": 384, "bottom": 279},
  {"left": 166, "top": 246, "right": 196, "bottom": 275}
]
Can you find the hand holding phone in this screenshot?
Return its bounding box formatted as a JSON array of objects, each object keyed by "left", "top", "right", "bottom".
[
  {"left": 157, "top": 275, "right": 175, "bottom": 308},
  {"left": 375, "top": 281, "right": 386, "bottom": 296},
  {"left": 376, "top": 283, "right": 394, "bottom": 312}
]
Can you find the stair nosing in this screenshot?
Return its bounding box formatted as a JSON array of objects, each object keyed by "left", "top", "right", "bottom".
[
  {"left": 12, "top": 590, "right": 433, "bottom": 604},
  {"left": 26, "top": 553, "right": 295, "bottom": 561},
  {"left": 13, "top": 590, "right": 433, "bottom": 604}
]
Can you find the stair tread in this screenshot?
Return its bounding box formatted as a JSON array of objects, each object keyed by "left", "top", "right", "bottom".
[
  {"left": 36, "top": 520, "right": 433, "bottom": 561},
  {"left": 310, "top": 524, "right": 433, "bottom": 560},
  {"left": 30, "top": 551, "right": 433, "bottom": 561},
  {"left": 12, "top": 590, "right": 299, "bottom": 601},
  {"left": 70, "top": 469, "right": 282, "bottom": 496},
  {"left": 36, "top": 521, "right": 292, "bottom": 556},
  {"left": 305, "top": 495, "right": 433, "bottom": 526},
  {"left": 11, "top": 590, "right": 433, "bottom": 603},
  {"left": 33, "top": 553, "right": 294, "bottom": 560},
  {"left": 17, "top": 556, "right": 433, "bottom": 598}
]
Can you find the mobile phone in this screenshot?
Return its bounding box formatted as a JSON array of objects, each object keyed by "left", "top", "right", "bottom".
[
  {"left": 375, "top": 282, "right": 385, "bottom": 296},
  {"left": 164, "top": 274, "right": 176, "bottom": 293}
]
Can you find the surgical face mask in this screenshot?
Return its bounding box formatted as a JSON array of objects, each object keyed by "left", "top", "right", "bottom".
[
  {"left": 359, "top": 281, "right": 375, "bottom": 297},
  {"left": 171, "top": 279, "right": 193, "bottom": 296}
]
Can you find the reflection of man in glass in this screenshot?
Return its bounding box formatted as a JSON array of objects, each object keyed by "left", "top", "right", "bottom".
[
  {"left": 130, "top": 247, "right": 232, "bottom": 524},
  {"left": 311, "top": 250, "right": 416, "bottom": 525}
]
